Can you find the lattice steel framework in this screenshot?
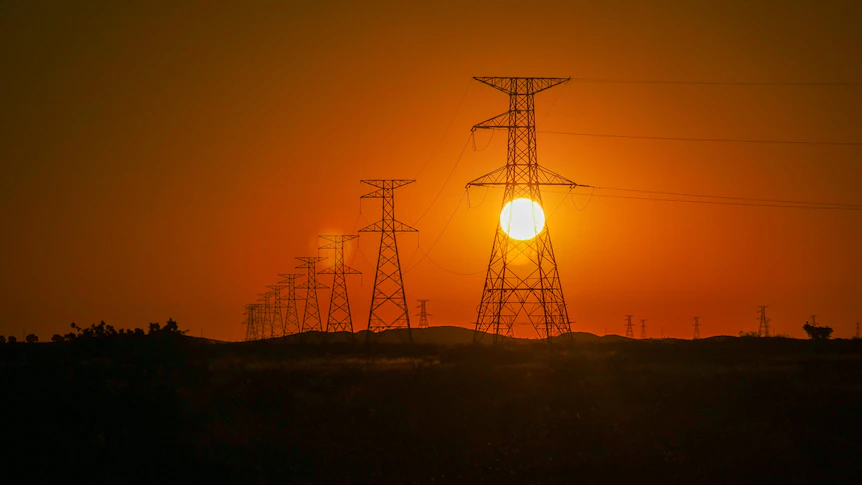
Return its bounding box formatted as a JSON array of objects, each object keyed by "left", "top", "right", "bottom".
[
  {"left": 297, "top": 256, "right": 328, "bottom": 333},
  {"left": 625, "top": 315, "right": 635, "bottom": 339},
  {"left": 257, "top": 292, "right": 274, "bottom": 339},
  {"left": 466, "top": 77, "right": 580, "bottom": 344},
  {"left": 267, "top": 284, "right": 287, "bottom": 337},
  {"left": 757, "top": 306, "right": 770, "bottom": 337},
  {"left": 415, "top": 299, "right": 431, "bottom": 329},
  {"left": 360, "top": 180, "right": 417, "bottom": 339},
  {"left": 243, "top": 303, "right": 262, "bottom": 341},
  {"left": 640, "top": 319, "right": 647, "bottom": 339},
  {"left": 278, "top": 273, "right": 304, "bottom": 336},
  {"left": 319, "top": 235, "right": 361, "bottom": 334},
  {"left": 693, "top": 316, "right": 701, "bottom": 340}
]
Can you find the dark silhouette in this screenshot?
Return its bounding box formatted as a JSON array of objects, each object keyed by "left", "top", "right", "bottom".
[
  {"left": 51, "top": 334, "right": 63, "bottom": 343},
  {"left": 803, "top": 322, "right": 833, "bottom": 340},
  {"left": 25, "top": 333, "right": 38, "bottom": 343},
  {"left": 7, "top": 336, "right": 16, "bottom": 344},
  {"left": 0, "top": 336, "right": 5, "bottom": 344}
]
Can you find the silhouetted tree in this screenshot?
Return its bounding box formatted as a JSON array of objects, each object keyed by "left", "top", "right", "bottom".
[
  {"left": 148, "top": 322, "right": 161, "bottom": 334},
  {"left": 803, "top": 322, "right": 833, "bottom": 340},
  {"left": 25, "top": 334, "right": 38, "bottom": 344},
  {"left": 51, "top": 334, "right": 63, "bottom": 343},
  {"left": 8, "top": 336, "right": 17, "bottom": 344},
  {"left": 0, "top": 336, "right": 5, "bottom": 344}
]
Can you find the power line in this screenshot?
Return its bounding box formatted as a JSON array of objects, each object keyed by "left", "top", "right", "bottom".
[
  {"left": 570, "top": 77, "right": 862, "bottom": 86},
  {"left": 404, "top": 190, "right": 468, "bottom": 274},
  {"left": 415, "top": 79, "right": 473, "bottom": 177},
  {"left": 589, "top": 193, "right": 862, "bottom": 210},
  {"left": 538, "top": 130, "right": 862, "bottom": 146},
  {"left": 412, "top": 133, "right": 473, "bottom": 226},
  {"left": 597, "top": 186, "right": 862, "bottom": 208}
]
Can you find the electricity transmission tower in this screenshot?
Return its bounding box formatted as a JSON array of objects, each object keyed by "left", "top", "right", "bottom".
[
  {"left": 278, "top": 273, "right": 304, "bottom": 336},
  {"left": 693, "top": 316, "right": 701, "bottom": 340},
  {"left": 244, "top": 303, "right": 264, "bottom": 341},
  {"left": 359, "top": 180, "right": 417, "bottom": 341},
  {"left": 267, "top": 284, "right": 287, "bottom": 337},
  {"left": 319, "top": 235, "right": 361, "bottom": 334},
  {"left": 757, "top": 305, "right": 770, "bottom": 337},
  {"left": 640, "top": 319, "right": 647, "bottom": 339},
  {"left": 466, "top": 77, "right": 582, "bottom": 345},
  {"left": 625, "top": 315, "right": 635, "bottom": 339},
  {"left": 257, "top": 292, "right": 274, "bottom": 338},
  {"left": 296, "top": 256, "right": 328, "bottom": 333},
  {"left": 416, "top": 299, "right": 431, "bottom": 328}
]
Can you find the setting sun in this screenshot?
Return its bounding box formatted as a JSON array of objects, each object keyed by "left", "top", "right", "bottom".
[{"left": 500, "top": 198, "right": 546, "bottom": 240}]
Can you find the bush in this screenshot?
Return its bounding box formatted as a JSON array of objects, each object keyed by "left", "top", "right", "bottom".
[{"left": 803, "top": 323, "right": 833, "bottom": 340}]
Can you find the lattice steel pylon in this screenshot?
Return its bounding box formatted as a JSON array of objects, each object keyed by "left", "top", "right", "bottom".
[
  {"left": 243, "top": 303, "right": 262, "bottom": 341},
  {"left": 267, "top": 284, "right": 287, "bottom": 337},
  {"left": 319, "top": 235, "right": 361, "bottom": 334},
  {"left": 359, "top": 180, "right": 417, "bottom": 341},
  {"left": 625, "top": 315, "right": 635, "bottom": 339},
  {"left": 297, "top": 256, "right": 328, "bottom": 333},
  {"left": 757, "top": 305, "right": 770, "bottom": 337},
  {"left": 416, "top": 299, "right": 431, "bottom": 329},
  {"left": 640, "top": 319, "right": 647, "bottom": 339},
  {"left": 466, "top": 77, "right": 583, "bottom": 345},
  {"left": 278, "top": 273, "right": 304, "bottom": 336},
  {"left": 693, "top": 316, "right": 701, "bottom": 340}
]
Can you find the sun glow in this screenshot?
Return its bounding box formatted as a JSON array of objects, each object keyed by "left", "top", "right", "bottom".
[{"left": 500, "top": 198, "right": 545, "bottom": 240}]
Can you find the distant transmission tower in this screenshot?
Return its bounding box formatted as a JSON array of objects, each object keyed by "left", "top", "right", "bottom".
[
  {"left": 757, "top": 305, "right": 770, "bottom": 337},
  {"left": 359, "top": 180, "right": 417, "bottom": 340},
  {"left": 319, "top": 235, "right": 361, "bottom": 334},
  {"left": 625, "top": 315, "right": 634, "bottom": 339},
  {"left": 267, "top": 284, "right": 287, "bottom": 337},
  {"left": 296, "top": 256, "right": 328, "bottom": 333},
  {"left": 693, "top": 316, "right": 701, "bottom": 340},
  {"left": 278, "top": 273, "right": 304, "bottom": 336},
  {"left": 243, "top": 303, "right": 262, "bottom": 341},
  {"left": 466, "top": 77, "right": 581, "bottom": 345},
  {"left": 640, "top": 319, "right": 647, "bottom": 339},
  {"left": 257, "top": 292, "right": 273, "bottom": 338},
  {"left": 416, "top": 299, "right": 431, "bottom": 328}
]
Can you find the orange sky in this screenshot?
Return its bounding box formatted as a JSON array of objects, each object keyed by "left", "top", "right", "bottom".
[{"left": 2, "top": 1, "right": 861, "bottom": 341}]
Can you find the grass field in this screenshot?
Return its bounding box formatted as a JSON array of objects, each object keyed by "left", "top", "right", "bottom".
[{"left": 3, "top": 330, "right": 861, "bottom": 484}]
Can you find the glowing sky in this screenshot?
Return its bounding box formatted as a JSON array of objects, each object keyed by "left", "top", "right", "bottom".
[{"left": 1, "top": 1, "right": 861, "bottom": 340}]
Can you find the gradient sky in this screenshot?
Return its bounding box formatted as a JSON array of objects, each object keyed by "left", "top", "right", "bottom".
[{"left": 2, "top": 1, "right": 861, "bottom": 341}]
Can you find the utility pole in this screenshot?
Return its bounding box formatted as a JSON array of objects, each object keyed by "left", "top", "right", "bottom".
[
  {"left": 640, "top": 319, "right": 647, "bottom": 339},
  {"left": 625, "top": 315, "right": 634, "bottom": 339},
  {"left": 466, "top": 77, "right": 584, "bottom": 346},
  {"left": 416, "top": 299, "right": 431, "bottom": 329},
  {"left": 757, "top": 305, "right": 770, "bottom": 337},
  {"left": 278, "top": 273, "right": 305, "bottom": 336},
  {"left": 296, "top": 256, "right": 328, "bottom": 333},
  {"left": 693, "top": 316, "right": 701, "bottom": 340},
  {"left": 360, "top": 180, "right": 417, "bottom": 342},
  {"left": 256, "top": 292, "right": 273, "bottom": 339},
  {"left": 319, "top": 235, "right": 361, "bottom": 336}
]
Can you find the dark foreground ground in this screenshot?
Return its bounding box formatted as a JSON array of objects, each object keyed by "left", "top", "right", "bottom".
[{"left": 2, "top": 333, "right": 862, "bottom": 484}]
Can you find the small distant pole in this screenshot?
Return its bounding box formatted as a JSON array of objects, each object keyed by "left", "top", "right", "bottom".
[
  {"left": 810, "top": 315, "right": 817, "bottom": 326},
  {"left": 415, "top": 299, "right": 431, "bottom": 328},
  {"left": 625, "top": 315, "right": 634, "bottom": 339},
  {"left": 640, "top": 319, "right": 647, "bottom": 339},
  {"left": 757, "top": 306, "right": 769, "bottom": 337},
  {"left": 693, "top": 316, "right": 701, "bottom": 340}
]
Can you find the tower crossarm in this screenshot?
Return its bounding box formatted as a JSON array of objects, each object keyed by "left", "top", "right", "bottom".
[
  {"left": 473, "top": 77, "right": 571, "bottom": 95},
  {"left": 359, "top": 220, "right": 418, "bottom": 233},
  {"left": 466, "top": 165, "right": 582, "bottom": 188}
]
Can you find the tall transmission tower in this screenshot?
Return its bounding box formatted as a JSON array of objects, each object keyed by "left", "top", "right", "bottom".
[
  {"left": 319, "top": 235, "right": 361, "bottom": 334},
  {"left": 757, "top": 305, "right": 770, "bottom": 337},
  {"left": 640, "top": 319, "right": 647, "bottom": 339},
  {"left": 359, "top": 180, "right": 417, "bottom": 340},
  {"left": 466, "top": 77, "right": 581, "bottom": 345},
  {"left": 625, "top": 315, "right": 635, "bottom": 339},
  {"left": 278, "top": 273, "right": 305, "bottom": 336},
  {"left": 296, "top": 256, "right": 328, "bottom": 333},
  {"left": 416, "top": 299, "right": 431, "bottom": 328},
  {"left": 267, "top": 284, "right": 287, "bottom": 337},
  {"left": 693, "top": 316, "right": 701, "bottom": 340}
]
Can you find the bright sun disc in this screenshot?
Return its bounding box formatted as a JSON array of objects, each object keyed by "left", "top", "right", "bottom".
[{"left": 500, "top": 198, "right": 545, "bottom": 240}]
